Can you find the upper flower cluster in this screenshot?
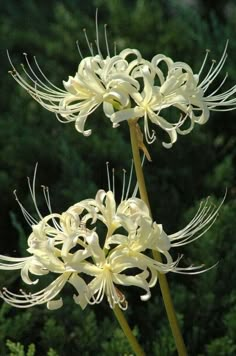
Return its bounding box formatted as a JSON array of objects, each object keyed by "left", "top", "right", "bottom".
[
  {"left": 0, "top": 170, "right": 222, "bottom": 310},
  {"left": 8, "top": 21, "right": 236, "bottom": 148}
]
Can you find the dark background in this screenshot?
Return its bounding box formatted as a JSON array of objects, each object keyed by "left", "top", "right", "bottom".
[{"left": 0, "top": 0, "right": 235, "bottom": 355}]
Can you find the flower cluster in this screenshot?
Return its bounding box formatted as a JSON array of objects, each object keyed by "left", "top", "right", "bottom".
[
  {"left": 8, "top": 25, "right": 236, "bottom": 147},
  {"left": 0, "top": 173, "right": 222, "bottom": 310}
]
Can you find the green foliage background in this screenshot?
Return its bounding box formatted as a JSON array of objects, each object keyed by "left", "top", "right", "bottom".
[{"left": 0, "top": 0, "right": 235, "bottom": 355}]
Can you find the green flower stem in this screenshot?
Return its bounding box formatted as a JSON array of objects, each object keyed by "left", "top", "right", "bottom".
[
  {"left": 113, "top": 305, "right": 146, "bottom": 356},
  {"left": 128, "top": 119, "right": 188, "bottom": 356}
]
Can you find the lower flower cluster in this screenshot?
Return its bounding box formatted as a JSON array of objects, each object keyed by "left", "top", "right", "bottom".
[{"left": 0, "top": 186, "right": 222, "bottom": 310}]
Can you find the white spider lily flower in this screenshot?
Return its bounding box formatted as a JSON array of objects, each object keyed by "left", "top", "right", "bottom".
[
  {"left": 0, "top": 164, "right": 225, "bottom": 310},
  {"left": 106, "top": 194, "right": 225, "bottom": 275},
  {"left": 69, "top": 189, "right": 151, "bottom": 238},
  {"left": 105, "top": 215, "right": 171, "bottom": 258},
  {"left": 60, "top": 50, "right": 143, "bottom": 135},
  {"left": 111, "top": 42, "right": 236, "bottom": 148},
  {"left": 105, "top": 216, "right": 175, "bottom": 284},
  {"left": 8, "top": 44, "right": 142, "bottom": 137},
  {"left": 0, "top": 272, "right": 88, "bottom": 310},
  {"left": 110, "top": 61, "right": 187, "bottom": 147},
  {"left": 72, "top": 232, "right": 153, "bottom": 310},
  {"left": 0, "top": 165, "right": 158, "bottom": 310},
  {"left": 12, "top": 165, "right": 93, "bottom": 267},
  {"left": 0, "top": 167, "right": 92, "bottom": 309},
  {"left": 0, "top": 210, "right": 94, "bottom": 310},
  {"left": 0, "top": 212, "right": 90, "bottom": 309},
  {"left": 68, "top": 161, "right": 151, "bottom": 237},
  {"left": 0, "top": 255, "right": 48, "bottom": 285},
  {"left": 8, "top": 12, "right": 235, "bottom": 149},
  {"left": 0, "top": 273, "right": 70, "bottom": 309},
  {"left": 105, "top": 218, "right": 190, "bottom": 279},
  {"left": 27, "top": 211, "right": 91, "bottom": 261},
  {"left": 7, "top": 11, "right": 145, "bottom": 137}
]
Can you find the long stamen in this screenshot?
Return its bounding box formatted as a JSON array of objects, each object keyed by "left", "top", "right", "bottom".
[
  {"left": 205, "top": 41, "right": 228, "bottom": 83},
  {"left": 202, "top": 55, "right": 228, "bottom": 93},
  {"left": 144, "top": 114, "right": 156, "bottom": 144},
  {"left": 200, "top": 41, "right": 229, "bottom": 91},
  {"left": 13, "top": 190, "right": 38, "bottom": 226},
  {"left": 83, "top": 28, "right": 94, "bottom": 56},
  {"left": 112, "top": 168, "right": 115, "bottom": 198},
  {"left": 104, "top": 24, "right": 110, "bottom": 57},
  {"left": 41, "top": 185, "right": 61, "bottom": 230},
  {"left": 199, "top": 60, "right": 216, "bottom": 88},
  {"left": 22, "top": 54, "right": 64, "bottom": 95},
  {"left": 198, "top": 49, "right": 210, "bottom": 77},
  {"left": 170, "top": 192, "right": 226, "bottom": 247},
  {"left": 33, "top": 56, "right": 65, "bottom": 92},
  {"left": 95, "top": 8, "right": 102, "bottom": 57},
  {"left": 41, "top": 185, "right": 52, "bottom": 213},
  {"left": 27, "top": 163, "right": 44, "bottom": 220},
  {"left": 7, "top": 50, "right": 64, "bottom": 99},
  {"left": 106, "top": 161, "right": 111, "bottom": 191},
  {"left": 207, "top": 73, "right": 228, "bottom": 97},
  {"left": 76, "top": 40, "right": 84, "bottom": 59},
  {"left": 121, "top": 169, "right": 126, "bottom": 202},
  {"left": 89, "top": 42, "right": 94, "bottom": 56},
  {"left": 23, "top": 53, "right": 49, "bottom": 89}
]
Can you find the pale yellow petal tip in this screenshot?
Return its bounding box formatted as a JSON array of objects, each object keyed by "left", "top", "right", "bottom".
[{"left": 47, "top": 298, "right": 63, "bottom": 310}]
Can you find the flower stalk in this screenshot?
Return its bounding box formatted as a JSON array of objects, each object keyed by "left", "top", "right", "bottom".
[
  {"left": 113, "top": 305, "right": 146, "bottom": 356},
  {"left": 128, "top": 119, "right": 187, "bottom": 356}
]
